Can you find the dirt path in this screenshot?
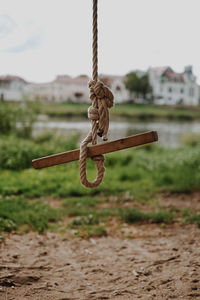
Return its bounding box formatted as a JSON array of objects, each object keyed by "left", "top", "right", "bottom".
[{"left": 0, "top": 225, "right": 200, "bottom": 300}]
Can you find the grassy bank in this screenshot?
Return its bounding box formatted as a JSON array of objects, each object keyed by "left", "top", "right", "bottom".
[
  {"left": 0, "top": 102, "right": 200, "bottom": 237},
  {"left": 0, "top": 138, "right": 200, "bottom": 237},
  {"left": 39, "top": 102, "right": 200, "bottom": 121}
]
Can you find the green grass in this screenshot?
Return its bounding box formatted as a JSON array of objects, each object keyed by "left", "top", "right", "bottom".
[
  {"left": 0, "top": 133, "right": 79, "bottom": 170},
  {"left": 0, "top": 197, "right": 61, "bottom": 234},
  {"left": 0, "top": 143, "right": 200, "bottom": 198},
  {"left": 120, "top": 209, "right": 175, "bottom": 224},
  {"left": 69, "top": 225, "right": 107, "bottom": 238},
  {"left": 0, "top": 106, "right": 200, "bottom": 236},
  {"left": 185, "top": 214, "right": 200, "bottom": 227}
]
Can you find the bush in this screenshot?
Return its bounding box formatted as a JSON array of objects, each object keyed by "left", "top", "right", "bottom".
[
  {"left": 70, "top": 214, "right": 99, "bottom": 226},
  {"left": 120, "top": 208, "right": 175, "bottom": 224},
  {"left": 0, "top": 197, "right": 61, "bottom": 233},
  {"left": 181, "top": 133, "right": 200, "bottom": 147},
  {"left": 0, "top": 133, "right": 79, "bottom": 170},
  {"left": 0, "top": 101, "right": 39, "bottom": 138},
  {"left": 185, "top": 214, "right": 200, "bottom": 227},
  {"left": 0, "top": 218, "right": 16, "bottom": 233}
]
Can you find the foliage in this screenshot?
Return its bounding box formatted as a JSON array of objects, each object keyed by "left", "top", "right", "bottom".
[
  {"left": 120, "top": 208, "right": 175, "bottom": 224},
  {"left": 0, "top": 101, "right": 200, "bottom": 236},
  {"left": 184, "top": 214, "right": 200, "bottom": 227},
  {"left": 0, "top": 197, "right": 61, "bottom": 233},
  {"left": 181, "top": 133, "right": 200, "bottom": 147},
  {"left": 0, "top": 100, "right": 39, "bottom": 138},
  {"left": 70, "top": 214, "right": 99, "bottom": 226},
  {"left": 124, "top": 72, "right": 152, "bottom": 99},
  {"left": 0, "top": 133, "right": 79, "bottom": 170},
  {"left": 0, "top": 144, "right": 200, "bottom": 199},
  {"left": 0, "top": 218, "right": 16, "bottom": 233}
]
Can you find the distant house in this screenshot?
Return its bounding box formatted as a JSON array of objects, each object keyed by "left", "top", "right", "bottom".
[
  {"left": 148, "top": 66, "right": 199, "bottom": 105},
  {"left": 29, "top": 74, "right": 129, "bottom": 103},
  {"left": 28, "top": 75, "right": 90, "bottom": 103},
  {"left": 1, "top": 67, "right": 199, "bottom": 105},
  {"left": 100, "top": 75, "right": 129, "bottom": 103},
  {"left": 0, "top": 75, "right": 27, "bottom": 101}
]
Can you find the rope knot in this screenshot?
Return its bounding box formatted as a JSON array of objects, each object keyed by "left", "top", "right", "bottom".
[
  {"left": 94, "top": 81, "right": 105, "bottom": 99},
  {"left": 88, "top": 106, "right": 99, "bottom": 121},
  {"left": 88, "top": 80, "right": 114, "bottom": 106}
]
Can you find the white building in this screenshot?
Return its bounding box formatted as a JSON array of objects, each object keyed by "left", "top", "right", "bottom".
[
  {"left": 28, "top": 75, "right": 90, "bottom": 102},
  {"left": 0, "top": 75, "right": 27, "bottom": 101},
  {"left": 1, "top": 68, "right": 199, "bottom": 105},
  {"left": 100, "top": 75, "right": 129, "bottom": 103},
  {"left": 148, "top": 66, "right": 199, "bottom": 105},
  {"left": 28, "top": 74, "right": 129, "bottom": 103}
]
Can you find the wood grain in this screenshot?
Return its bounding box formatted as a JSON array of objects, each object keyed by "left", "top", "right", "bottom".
[{"left": 32, "top": 131, "right": 158, "bottom": 169}]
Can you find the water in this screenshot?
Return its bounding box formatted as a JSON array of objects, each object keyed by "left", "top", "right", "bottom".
[{"left": 34, "top": 116, "right": 200, "bottom": 147}]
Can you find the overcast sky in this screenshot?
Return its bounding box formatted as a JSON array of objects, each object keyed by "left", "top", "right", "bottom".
[{"left": 0, "top": 0, "right": 199, "bottom": 83}]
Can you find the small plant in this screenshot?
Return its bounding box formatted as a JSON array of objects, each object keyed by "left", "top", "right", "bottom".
[
  {"left": 0, "top": 217, "right": 16, "bottom": 233},
  {"left": 0, "top": 197, "right": 61, "bottom": 233},
  {"left": 0, "top": 133, "right": 79, "bottom": 170},
  {"left": 70, "top": 214, "right": 99, "bottom": 226},
  {"left": 0, "top": 100, "right": 39, "bottom": 138},
  {"left": 120, "top": 208, "right": 175, "bottom": 224},
  {"left": 84, "top": 225, "right": 107, "bottom": 237},
  {"left": 185, "top": 214, "right": 200, "bottom": 227}
]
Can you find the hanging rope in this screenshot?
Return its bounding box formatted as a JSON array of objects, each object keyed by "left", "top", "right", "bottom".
[{"left": 79, "top": 0, "right": 114, "bottom": 188}]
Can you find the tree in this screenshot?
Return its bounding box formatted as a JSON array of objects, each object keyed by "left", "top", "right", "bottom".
[{"left": 124, "top": 71, "right": 152, "bottom": 100}]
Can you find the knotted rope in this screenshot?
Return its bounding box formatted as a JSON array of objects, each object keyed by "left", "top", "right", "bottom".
[{"left": 79, "top": 0, "right": 114, "bottom": 188}]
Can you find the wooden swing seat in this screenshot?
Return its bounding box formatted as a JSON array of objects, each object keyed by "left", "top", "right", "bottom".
[{"left": 32, "top": 131, "right": 158, "bottom": 169}]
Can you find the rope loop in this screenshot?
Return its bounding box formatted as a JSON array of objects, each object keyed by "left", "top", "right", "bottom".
[{"left": 79, "top": 80, "right": 114, "bottom": 188}]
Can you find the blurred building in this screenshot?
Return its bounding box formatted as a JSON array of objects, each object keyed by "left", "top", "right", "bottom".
[
  {"left": 1, "top": 68, "right": 199, "bottom": 105},
  {"left": 148, "top": 66, "right": 199, "bottom": 105},
  {"left": 99, "top": 75, "right": 129, "bottom": 103},
  {"left": 28, "top": 74, "right": 128, "bottom": 103},
  {"left": 0, "top": 75, "right": 27, "bottom": 101},
  {"left": 28, "top": 75, "right": 90, "bottom": 103}
]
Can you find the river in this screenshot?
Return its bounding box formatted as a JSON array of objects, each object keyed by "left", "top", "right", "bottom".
[{"left": 34, "top": 116, "right": 200, "bottom": 148}]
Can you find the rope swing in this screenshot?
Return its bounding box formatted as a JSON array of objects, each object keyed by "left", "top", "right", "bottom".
[
  {"left": 79, "top": 0, "right": 114, "bottom": 188},
  {"left": 32, "top": 0, "right": 158, "bottom": 188}
]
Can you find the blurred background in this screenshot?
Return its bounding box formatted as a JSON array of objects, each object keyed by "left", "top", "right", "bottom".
[{"left": 0, "top": 0, "right": 200, "bottom": 237}]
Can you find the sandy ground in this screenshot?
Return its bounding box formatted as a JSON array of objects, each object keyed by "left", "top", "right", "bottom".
[{"left": 0, "top": 224, "right": 200, "bottom": 300}]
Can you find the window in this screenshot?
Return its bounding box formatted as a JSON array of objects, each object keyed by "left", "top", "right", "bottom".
[
  {"left": 189, "top": 87, "right": 194, "bottom": 97},
  {"left": 74, "top": 92, "right": 83, "bottom": 98},
  {"left": 168, "top": 87, "right": 172, "bottom": 93},
  {"left": 160, "top": 76, "right": 165, "bottom": 84},
  {"left": 180, "top": 88, "right": 184, "bottom": 93},
  {"left": 116, "top": 85, "right": 121, "bottom": 91},
  {"left": 178, "top": 98, "right": 183, "bottom": 105}
]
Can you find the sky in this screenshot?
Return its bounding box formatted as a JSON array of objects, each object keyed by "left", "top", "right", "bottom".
[{"left": 0, "top": 0, "right": 199, "bottom": 83}]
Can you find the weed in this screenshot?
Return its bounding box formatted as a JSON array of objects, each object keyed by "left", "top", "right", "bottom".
[
  {"left": 120, "top": 208, "right": 175, "bottom": 224},
  {"left": 70, "top": 214, "right": 99, "bottom": 226},
  {"left": 0, "top": 197, "right": 61, "bottom": 233},
  {"left": 184, "top": 214, "right": 200, "bottom": 227}
]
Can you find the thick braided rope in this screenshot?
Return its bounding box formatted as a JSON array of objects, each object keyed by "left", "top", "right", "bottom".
[
  {"left": 79, "top": 81, "right": 114, "bottom": 188},
  {"left": 79, "top": 0, "right": 114, "bottom": 188},
  {"left": 92, "top": 0, "right": 98, "bottom": 82}
]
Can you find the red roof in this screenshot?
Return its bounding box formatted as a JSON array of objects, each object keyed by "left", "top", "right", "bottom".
[
  {"left": 163, "top": 70, "right": 184, "bottom": 82},
  {"left": 54, "top": 75, "right": 89, "bottom": 85},
  {"left": 0, "top": 75, "right": 27, "bottom": 83}
]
